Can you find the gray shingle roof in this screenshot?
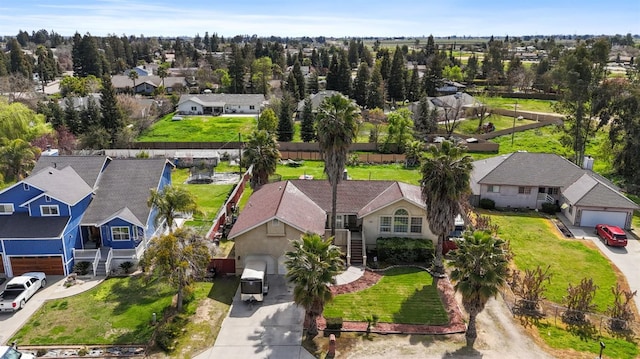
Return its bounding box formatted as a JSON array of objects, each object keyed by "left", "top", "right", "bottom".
[
  {"left": 178, "top": 94, "right": 265, "bottom": 107},
  {"left": 0, "top": 213, "right": 69, "bottom": 239},
  {"left": 81, "top": 158, "right": 170, "bottom": 226},
  {"left": 564, "top": 174, "right": 637, "bottom": 209},
  {"left": 33, "top": 156, "right": 110, "bottom": 188},
  {"left": 23, "top": 166, "right": 93, "bottom": 205}
]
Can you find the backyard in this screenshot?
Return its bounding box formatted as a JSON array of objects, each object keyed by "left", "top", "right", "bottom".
[{"left": 137, "top": 114, "right": 256, "bottom": 142}]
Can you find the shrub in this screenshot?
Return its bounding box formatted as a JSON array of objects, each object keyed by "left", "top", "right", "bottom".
[
  {"left": 73, "top": 261, "right": 91, "bottom": 275},
  {"left": 77, "top": 347, "right": 88, "bottom": 356},
  {"left": 479, "top": 198, "right": 495, "bottom": 210},
  {"left": 325, "top": 317, "right": 343, "bottom": 330},
  {"left": 120, "top": 261, "right": 134, "bottom": 274},
  {"left": 376, "top": 237, "right": 434, "bottom": 265},
  {"left": 541, "top": 202, "right": 559, "bottom": 214},
  {"left": 155, "top": 315, "right": 188, "bottom": 352}
]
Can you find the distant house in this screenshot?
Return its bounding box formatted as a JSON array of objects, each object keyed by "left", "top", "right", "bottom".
[
  {"left": 0, "top": 156, "right": 173, "bottom": 277},
  {"left": 294, "top": 90, "right": 358, "bottom": 119},
  {"left": 124, "top": 66, "right": 152, "bottom": 77},
  {"left": 471, "top": 152, "right": 638, "bottom": 229},
  {"left": 176, "top": 94, "right": 265, "bottom": 115},
  {"left": 228, "top": 180, "right": 435, "bottom": 274},
  {"left": 58, "top": 93, "right": 101, "bottom": 111},
  {"left": 111, "top": 75, "right": 185, "bottom": 95}
]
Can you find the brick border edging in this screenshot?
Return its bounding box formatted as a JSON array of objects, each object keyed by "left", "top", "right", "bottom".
[{"left": 318, "top": 265, "right": 466, "bottom": 335}]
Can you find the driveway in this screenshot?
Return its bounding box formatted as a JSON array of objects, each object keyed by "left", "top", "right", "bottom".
[
  {"left": 0, "top": 275, "right": 102, "bottom": 345},
  {"left": 195, "top": 275, "right": 314, "bottom": 359},
  {"left": 564, "top": 222, "right": 640, "bottom": 314}
]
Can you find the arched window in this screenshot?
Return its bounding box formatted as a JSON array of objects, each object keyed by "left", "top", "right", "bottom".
[{"left": 393, "top": 209, "right": 409, "bottom": 233}]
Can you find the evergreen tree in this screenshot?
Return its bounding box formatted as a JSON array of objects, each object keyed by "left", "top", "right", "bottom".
[
  {"left": 336, "top": 50, "right": 352, "bottom": 96},
  {"left": 423, "top": 52, "right": 443, "bottom": 97},
  {"left": 277, "top": 95, "right": 294, "bottom": 142},
  {"left": 285, "top": 71, "right": 299, "bottom": 101},
  {"left": 64, "top": 98, "right": 82, "bottom": 135},
  {"left": 293, "top": 61, "right": 306, "bottom": 100},
  {"left": 300, "top": 97, "right": 316, "bottom": 142},
  {"left": 387, "top": 46, "right": 406, "bottom": 102},
  {"left": 8, "top": 38, "right": 32, "bottom": 78},
  {"left": 464, "top": 54, "right": 479, "bottom": 83},
  {"left": 326, "top": 54, "right": 339, "bottom": 91},
  {"left": 379, "top": 49, "right": 391, "bottom": 80},
  {"left": 228, "top": 44, "right": 246, "bottom": 94},
  {"left": 99, "top": 75, "right": 123, "bottom": 148},
  {"left": 425, "top": 35, "right": 436, "bottom": 57},
  {"left": 308, "top": 73, "right": 319, "bottom": 94},
  {"left": 347, "top": 39, "right": 359, "bottom": 67},
  {"left": 407, "top": 65, "right": 421, "bottom": 102},
  {"left": 413, "top": 97, "right": 438, "bottom": 137},
  {"left": 80, "top": 96, "right": 101, "bottom": 133},
  {"left": 367, "top": 64, "right": 385, "bottom": 110},
  {"left": 353, "top": 62, "right": 370, "bottom": 107}
]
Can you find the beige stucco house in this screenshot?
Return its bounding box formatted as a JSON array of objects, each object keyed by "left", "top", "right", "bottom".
[{"left": 227, "top": 180, "right": 436, "bottom": 275}]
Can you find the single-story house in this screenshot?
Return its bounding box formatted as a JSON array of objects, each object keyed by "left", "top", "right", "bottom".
[
  {"left": 111, "top": 75, "right": 185, "bottom": 95},
  {"left": 227, "top": 180, "right": 435, "bottom": 275},
  {"left": 471, "top": 152, "right": 638, "bottom": 228},
  {"left": 0, "top": 156, "right": 173, "bottom": 277},
  {"left": 176, "top": 94, "right": 265, "bottom": 115}
]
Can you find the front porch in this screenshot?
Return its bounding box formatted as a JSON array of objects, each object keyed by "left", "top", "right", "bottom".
[{"left": 72, "top": 242, "right": 147, "bottom": 277}]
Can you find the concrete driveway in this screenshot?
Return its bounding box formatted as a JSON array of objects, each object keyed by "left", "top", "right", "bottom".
[
  {"left": 195, "top": 275, "right": 314, "bottom": 359},
  {"left": 565, "top": 223, "right": 640, "bottom": 314},
  {"left": 0, "top": 275, "right": 102, "bottom": 345}
]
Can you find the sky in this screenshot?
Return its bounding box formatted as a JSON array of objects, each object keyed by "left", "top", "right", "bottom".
[{"left": 0, "top": 0, "right": 638, "bottom": 38}]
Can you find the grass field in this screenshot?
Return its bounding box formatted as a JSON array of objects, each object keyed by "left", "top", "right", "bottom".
[
  {"left": 482, "top": 97, "right": 558, "bottom": 113},
  {"left": 137, "top": 114, "right": 256, "bottom": 142},
  {"left": 323, "top": 267, "right": 448, "bottom": 325},
  {"left": 488, "top": 212, "right": 617, "bottom": 312},
  {"left": 454, "top": 114, "right": 537, "bottom": 135}
]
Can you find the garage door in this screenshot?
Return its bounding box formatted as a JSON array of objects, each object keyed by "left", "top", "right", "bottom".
[
  {"left": 10, "top": 256, "right": 64, "bottom": 275},
  {"left": 580, "top": 210, "right": 628, "bottom": 228},
  {"left": 244, "top": 255, "right": 276, "bottom": 274}
]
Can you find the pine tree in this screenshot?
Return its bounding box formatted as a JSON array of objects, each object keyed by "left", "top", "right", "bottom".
[
  {"left": 367, "top": 65, "right": 385, "bottom": 110},
  {"left": 99, "top": 75, "right": 123, "bottom": 148},
  {"left": 308, "top": 73, "right": 319, "bottom": 94},
  {"left": 353, "top": 62, "right": 369, "bottom": 107},
  {"left": 293, "top": 61, "right": 306, "bottom": 100},
  {"left": 407, "top": 65, "right": 421, "bottom": 102},
  {"left": 228, "top": 44, "right": 246, "bottom": 94},
  {"left": 387, "top": 46, "right": 406, "bottom": 102},
  {"left": 379, "top": 49, "right": 391, "bottom": 80},
  {"left": 337, "top": 50, "right": 352, "bottom": 96},
  {"left": 277, "top": 95, "right": 294, "bottom": 142},
  {"left": 423, "top": 52, "right": 443, "bottom": 97},
  {"left": 300, "top": 97, "right": 316, "bottom": 142},
  {"left": 285, "top": 71, "right": 299, "bottom": 101},
  {"left": 326, "top": 54, "right": 339, "bottom": 91}
]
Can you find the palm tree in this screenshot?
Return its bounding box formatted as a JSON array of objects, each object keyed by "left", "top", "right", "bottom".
[
  {"left": 147, "top": 185, "right": 200, "bottom": 233},
  {"left": 285, "top": 233, "right": 345, "bottom": 338},
  {"left": 449, "top": 230, "right": 509, "bottom": 347},
  {"left": 0, "top": 138, "right": 39, "bottom": 181},
  {"left": 242, "top": 129, "right": 280, "bottom": 189},
  {"left": 316, "top": 94, "right": 358, "bottom": 236},
  {"left": 157, "top": 65, "right": 168, "bottom": 90},
  {"left": 142, "top": 226, "right": 211, "bottom": 312},
  {"left": 420, "top": 140, "right": 473, "bottom": 275},
  {"left": 128, "top": 70, "right": 139, "bottom": 93}
]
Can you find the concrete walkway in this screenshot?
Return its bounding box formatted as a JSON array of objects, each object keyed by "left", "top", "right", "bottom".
[
  {"left": 334, "top": 266, "right": 365, "bottom": 285},
  {"left": 0, "top": 275, "right": 104, "bottom": 344}
]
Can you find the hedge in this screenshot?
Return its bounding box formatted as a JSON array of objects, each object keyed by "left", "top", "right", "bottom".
[{"left": 376, "top": 237, "right": 434, "bottom": 265}]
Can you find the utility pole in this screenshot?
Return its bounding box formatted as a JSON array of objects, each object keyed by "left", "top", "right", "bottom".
[
  {"left": 238, "top": 132, "right": 242, "bottom": 173},
  {"left": 511, "top": 99, "right": 518, "bottom": 146}
]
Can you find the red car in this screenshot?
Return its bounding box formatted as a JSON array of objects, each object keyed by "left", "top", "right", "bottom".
[{"left": 595, "top": 224, "right": 628, "bottom": 247}]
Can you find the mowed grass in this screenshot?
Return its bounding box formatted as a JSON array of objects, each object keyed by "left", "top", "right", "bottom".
[
  {"left": 172, "top": 168, "right": 233, "bottom": 220},
  {"left": 536, "top": 322, "right": 638, "bottom": 359},
  {"left": 11, "top": 276, "right": 174, "bottom": 345},
  {"left": 488, "top": 212, "right": 618, "bottom": 312},
  {"left": 137, "top": 114, "right": 256, "bottom": 142},
  {"left": 323, "top": 267, "right": 448, "bottom": 325},
  {"left": 275, "top": 160, "right": 422, "bottom": 185},
  {"left": 482, "top": 97, "right": 558, "bottom": 113},
  {"left": 454, "top": 114, "right": 537, "bottom": 135}
]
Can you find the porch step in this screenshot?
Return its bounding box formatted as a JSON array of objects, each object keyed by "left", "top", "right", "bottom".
[
  {"left": 350, "top": 236, "right": 364, "bottom": 266},
  {"left": 95, "top": 260, "right": 107, "bottom": 277}
]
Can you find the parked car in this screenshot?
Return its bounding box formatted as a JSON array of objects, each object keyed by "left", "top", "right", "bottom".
[
  {"left": 443, "top": 215, "right": 466, "bottom": 255},
  {"left": 0, "top": 272, "right": 47, "bottom": 312},
  {"left": 595, "top": 224, "right": 628, "bottom": 247},
  {"left": 0, "top": 343, "right": 35, "bottom": 359}
]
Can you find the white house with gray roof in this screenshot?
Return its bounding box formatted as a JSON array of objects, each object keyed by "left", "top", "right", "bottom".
[
  {"left": 471, "top": 152, "right": 638, "bottom": 228},
  {"left": 177, "top": 94, "right": 265, "bottom": 115}
]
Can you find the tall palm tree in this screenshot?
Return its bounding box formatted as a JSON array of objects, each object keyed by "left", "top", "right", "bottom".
[
  {"left": 242, "top": 129, "right": 280, "bottom": 189},
  {"left": 285, "top": 233, "right": 345, "bottom": 338},
  {"left": 420, "top": 140, "right": 473, "bottom": 275},
  {"left": 316, "top": 94, "right": 358, "bottom": 236},
  {"left": 157, "top": 65, "right": 168, "bottom": 90},
  {"left": 128, "top": 70, "right": 139, "bottom": 93},
  {"left": 0, "top": 138, "right": 39, "bottom": 181},
  {"left": 147, "top": 185, "right": 200, "bottom": 233},
  {"left": 449, "top": 230, "right": 509, "bottom": 347}
]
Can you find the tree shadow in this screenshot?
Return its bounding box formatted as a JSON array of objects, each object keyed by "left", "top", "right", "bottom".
[
  {"left": 442, "top": 345, "right": 484, "bottom": 358},
  {"left": 207, "top": 276, "right": 239, "bottom": 305},
  {"left": 512, "top": 305, "right": 546, "bottom": 329},
  {"left": 392, "top": 281, "right": 449, "bottom": 325},
  {"left": 247, "top": 303, "right": 305, "bottom": 357}
]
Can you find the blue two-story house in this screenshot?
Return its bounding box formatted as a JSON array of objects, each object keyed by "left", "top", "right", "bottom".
[{"left": 0, "top": 156, "right": 173, "bottom": 277}]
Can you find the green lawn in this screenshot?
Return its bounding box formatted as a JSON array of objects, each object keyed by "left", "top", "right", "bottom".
[
  {"left": 137, "top": 114, "right": 256, "bottom": 142},
  {"left": 172, "top": 168, "right": 233, "bottom": 221},
  {"left": 482, "top": 97, "right": 558, "bottom": 113},
  {"left": 12, "top": 276, "right": 175, "bottom": 345},
  {"left": 323, "top": 267, "right": 449, "bottom": 325},
  {"left": 488, "top": 212, "right": 618, "bottom": 312},
  {"left": 454, "top": 114, "right": 537, "bottom": 135},
  {"left": 536, "top": 322, "right": 638, "bottom": 359},
  {"left": 275, "top": 160, "right": 422, "bottom": 185}
]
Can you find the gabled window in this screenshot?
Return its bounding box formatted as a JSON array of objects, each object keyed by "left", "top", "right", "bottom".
[
  {"left": 23, "top": 183, "right": 30, "bottom": 191},
  {"left": 111, "top": 226, "right": 131, "bottom": 241},
  {"left": 45, "top": 195, "right": 52, "bottom": 202},
  {"left": 393, "top": 209, "right": 409, "bottom": 233},
  {"left": 380, "top": 209, "right": 423, "bottom": 234},
  {"left": 271, "top": 218, "right": 280, "bottom": 226},
  {"left": 41, "top": 205, "right": 59, "bottom": 216},
  {"left": 0, "top": 203, "right": 14, "bottom": 215}
]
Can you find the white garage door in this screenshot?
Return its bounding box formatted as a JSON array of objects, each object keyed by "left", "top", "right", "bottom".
[
  {"left": 580, "top": 210, "right": 628, "bottom": 228},
  {"left": 244, "top": 254, "right": 276, "bottom": 274}
]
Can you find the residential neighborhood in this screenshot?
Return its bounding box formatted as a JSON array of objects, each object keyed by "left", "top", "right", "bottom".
[{"left": 0, "top": 2, "right": 639, "bottom": 358}]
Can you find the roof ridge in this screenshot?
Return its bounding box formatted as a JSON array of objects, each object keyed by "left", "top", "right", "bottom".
[
  {"left": 585, "top": 172, "right": 638, "bottom": 207},
  {"left": 478, "top": 153, "right": 513, "bottom": 182}
]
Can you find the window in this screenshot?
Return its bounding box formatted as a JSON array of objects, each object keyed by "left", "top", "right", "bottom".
[
  {"left": 518, "top": 187, "right": 531, "bottom": 194},
  {"left": 191, "top": 106, "right": 197, "bottom": 111},
  {"left": 335, "top": 215, "right": 344, "bottom": 229},
  {"left": 0, "top": 203, "right": 14, "bottom": 215},
  {"left": 45, "top": 195, "right": 52, "bottom": 202},
  {"left": 41, "top": 205, "right": 59, "bottom": 216},
  {"left": 488, "top": 185, "right": 500, "bottom": 193},
  {"left": 551, "top": 188, "right": 559, "bottom": 195},
  {"left": 393, "top": 209, "right": 409, "bottom": 232},
  {"left": 410, "top": 217, "right": 422, "bottom": 233},
  {"left": 249, "top": 105, "right": 255, "bottom": 110},
  {"left": 271, "top": 218, "right": 280, "bottom": 226},
  {"left": 23, "top": 183, "right": 30, "bottom": 191},
  {"left": 379, "top": 216, "right": 392, "bottom": 232},
  {"left": 111, "top": 226, "right": 131, "bottom": 241}
]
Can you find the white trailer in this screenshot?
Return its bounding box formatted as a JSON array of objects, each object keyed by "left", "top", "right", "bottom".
[{"left": 240, "top": 260, "right": 269, "bottom": 302}]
